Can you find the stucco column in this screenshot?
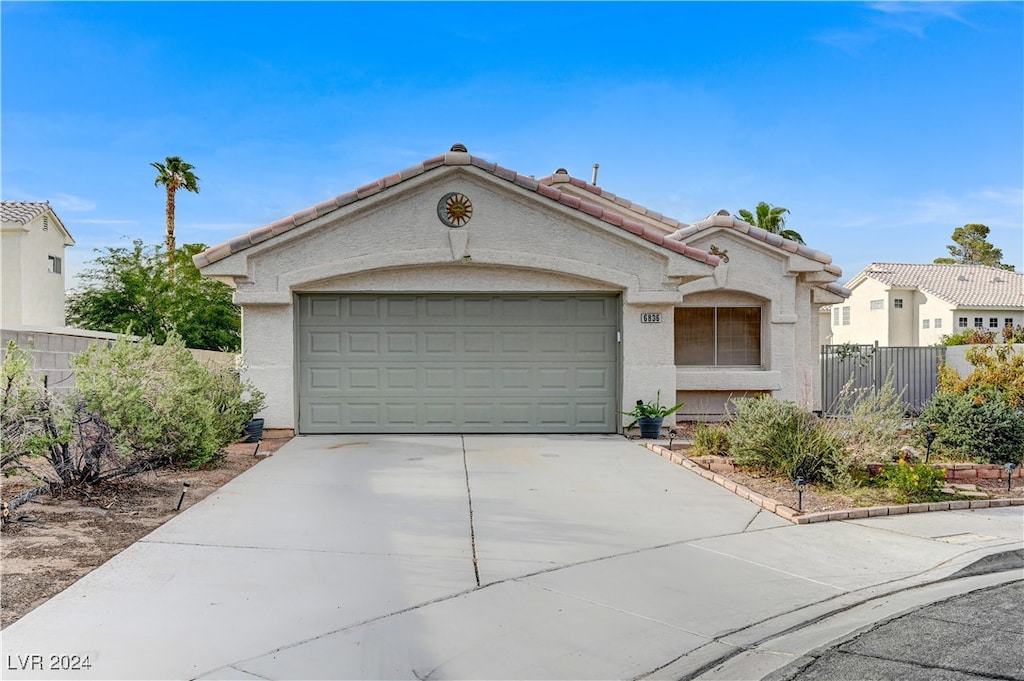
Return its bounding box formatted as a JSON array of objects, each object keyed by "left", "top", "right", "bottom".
[
  {"left": 621, "top": 303, "right": 677, "bottom": 430},
  {"left": 241, "top": 303, "right": 295, "bottom": 430}
]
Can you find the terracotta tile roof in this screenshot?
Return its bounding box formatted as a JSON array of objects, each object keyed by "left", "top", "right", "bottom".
[
  {"left": 539, "top": 174, "right": 847, "bottom": 297},
  {"left": 194, "top": 146, "right": 720, "bottom": 269},
  {"left": 853, "top": 263, "right": 1023, "bottom": 308},
  {"left": 1, "top": 201, "right": 51, "bottom": 224}
]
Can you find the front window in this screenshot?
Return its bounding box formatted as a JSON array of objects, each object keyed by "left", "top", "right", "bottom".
[
  {"left": 893, "top": 298, "right": 904, "bottom": 309},
  {"left": 923, "top": 319, "right": 930, "bottom": 329},
  {"left": 47, "top": 255, "right": 62, "bottom": 274},
  {"left": 935, "top": 318, "right": 942, "bottom": 329},
  {"left": 870, "top": 299, "right": 883, "bottom": 310},
  {"left": 974, "top": 318, "right": 983, "bottom": 328},
  {"left": 832, "top": 308, "right": 839, "bottom": 326},
  {"left": 989, "top": 318, "right": 999, "bottom": 328},
  {"left": 1007, "top": 318, "right": 1015, "bottom": 328},
  {"left": 675, "top": 307, "right": 761, "bottom": 366},
  {"left": 958, "top": 317, "right": 968, "bottom": 328},
  {"left": 842, "top": 307, "right": 851, "bottom": 325}
]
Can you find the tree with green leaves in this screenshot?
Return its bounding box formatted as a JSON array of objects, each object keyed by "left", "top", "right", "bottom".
[
  {"left": 737, "top": 202, "right": 805, "bottom": 244},
  {"left": 66, "top": 241, "right": 240, "bottom": 351},
  {"left": 934, "top": 223, "right": 1015, "bottom": 271},
  {"left": 151, "top": 156, "right": 200, "bottom": 270}
]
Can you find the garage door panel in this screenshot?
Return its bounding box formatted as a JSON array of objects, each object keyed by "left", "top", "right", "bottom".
[{"left": 298, "top": 294, "right": 618, "bottom": 433}]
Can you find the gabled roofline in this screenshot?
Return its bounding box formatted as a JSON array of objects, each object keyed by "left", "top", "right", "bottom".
[
  {"left": 539, "top": 173, "right": 843, "bottom": 279},
  {"left": 0, "top": 201, "right": 75, "bottom": 245},
  {"left": 194, "top": 145, "right": 720, "bottom": 269}
]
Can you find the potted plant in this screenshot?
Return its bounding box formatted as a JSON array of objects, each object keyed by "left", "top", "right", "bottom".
[{"left": 623, "top": 391, "right": 685, "bottom": 439}]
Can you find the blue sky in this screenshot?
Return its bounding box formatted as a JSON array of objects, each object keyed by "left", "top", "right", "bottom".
[{"left": 3, "top": 1, "right": 1022, "bottom": 288}]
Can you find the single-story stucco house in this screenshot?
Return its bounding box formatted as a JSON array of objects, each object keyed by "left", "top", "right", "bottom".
[{"left": 195, "top": 145, "right": 849, "bottom": 435}]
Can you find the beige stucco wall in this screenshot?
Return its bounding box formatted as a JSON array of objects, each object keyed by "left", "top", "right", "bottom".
[
  {"left": 207, "top": 169, "right": 715, "bottom": 431},
  {"left": 674, "top": 233, "right": 828, "bottom": 415},
  {"left": 203, "top": 166, "right": 839, "bottom": 431},
  {"left": 1, "top": 214, "right": 69, "bottom": 327}
]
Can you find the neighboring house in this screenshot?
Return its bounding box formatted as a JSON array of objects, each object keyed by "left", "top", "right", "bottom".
[
  {"left": 1, "top": 201, "right": 75, "bottom": 327},
  {"left": 827, "top": 263, "right": 1024, "bottom": 347},
  {"left": 195, "top": 145, "right": 848, "bottom": 434}
]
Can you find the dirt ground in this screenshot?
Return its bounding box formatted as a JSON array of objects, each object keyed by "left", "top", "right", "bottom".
[{"left": 0, "top": 436, "right": 291, "bottom": 629}]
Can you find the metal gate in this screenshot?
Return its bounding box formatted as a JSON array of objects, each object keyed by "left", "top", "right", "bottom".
[{"left": 821, "top": 344, "right": 946, "bottom": 416}]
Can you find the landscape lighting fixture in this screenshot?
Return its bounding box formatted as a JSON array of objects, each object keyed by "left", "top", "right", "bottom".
[
  {"left": 175, "top": 482, "right": 191, "bottom": 511},
  {"left": 1005, "top": 463, "right": 1018, "bottom": 493},
  {"left": 924, "top": 426, "right": 938, "bottom": 463},
  {"left": 795, "top": 476, "right": 807, "bottom": 512},
  {"left": 668, "top": 429, "right": 678, "bottom": 450}
]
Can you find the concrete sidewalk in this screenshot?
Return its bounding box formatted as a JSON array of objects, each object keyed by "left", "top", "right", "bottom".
[{"left": 1, "top": 435, "right": 1021, "bottom": 680}]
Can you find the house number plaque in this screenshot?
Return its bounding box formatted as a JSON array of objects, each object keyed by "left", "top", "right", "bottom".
[{"left": 641, "top": 313, "right": 662, "bottom": 324}]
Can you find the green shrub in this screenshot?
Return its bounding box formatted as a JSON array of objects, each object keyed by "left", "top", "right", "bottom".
[
  {"left": 692, "top": 422, "right": 730, "bottom": 457},
  {"left": 938, "top": 328, "right": 996, "bottom": 346},
  {"left": 918, "top": 390, "right": 1024, "bottom": 465},
  {"left": 879, "top": 459, "right": 947, "bottom": 503},
  {"left": 727, "top": 397, "right": 844, "bottom": 482},
  {"left": 73, "top": 333, "right": 264, "bottom": 468}
]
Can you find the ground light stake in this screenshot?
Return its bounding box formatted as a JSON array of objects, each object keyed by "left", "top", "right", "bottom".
[
  {"left": 1006, "top": 463, "right": 1017, "bottom": 492},
  {"left": 175, "top": 482, "right": 191, "bottom": 511},
  {"left": 796, "top": 476, "right": 806, "bottom": 512},
  {"left": 924, "top": 427, "right": 938, "bottom": 463}
]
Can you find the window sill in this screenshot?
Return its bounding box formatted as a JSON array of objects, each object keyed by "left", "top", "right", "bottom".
[{"left": 675, "top": 368, "right": 782, "bottom": 391}]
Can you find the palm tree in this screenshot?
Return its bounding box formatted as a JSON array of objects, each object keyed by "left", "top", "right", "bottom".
[
  {"left": 151, "top": 156, "right": 200, "bottom": 270},
  {"left": 737, "top": 201, "right": 805, "bottom": 244}
]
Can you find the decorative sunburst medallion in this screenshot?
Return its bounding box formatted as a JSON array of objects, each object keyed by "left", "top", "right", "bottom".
[{"left": 437, "top": 192, "right": 473, "bottom": 227}]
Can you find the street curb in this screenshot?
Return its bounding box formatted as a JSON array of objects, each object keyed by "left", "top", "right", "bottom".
[{"left": 642, "top": 442, "right": 1024, "bottom": 524}]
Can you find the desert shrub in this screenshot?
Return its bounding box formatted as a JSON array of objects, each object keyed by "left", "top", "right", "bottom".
[
  {"left": 918, "top": 390, "right": 1024, "bottom": 465},
  {"left": 727, "top": 397, "right": 844, "bottom": 482},
  {"left": 73, "top": 333, "right": 264, "bottom": 468},
  {"left": 1002, "top": 324, "right": 1024, "bottom": 344},
  {"left": 2, "top": 342, "right": 120, "bottom": 493},
  {"left": 879, "top": 459, "right": 947, "bottom": 503},
  {"left": 692, "top": 422, "right": 731, "bottom": 457},
  {"left": 938, "top": 328, "right": 996, "bottom": 346},
  {"left": 937, "top": 344, "right": 1024, "bottom": 410},
  {"left": 821, "top": 376, "right": 910, "bottom": 488}
]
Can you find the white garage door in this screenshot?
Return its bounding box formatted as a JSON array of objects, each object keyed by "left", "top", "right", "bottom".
[{"left": 296, "top": 294, "right": 620, "bottom": 433}]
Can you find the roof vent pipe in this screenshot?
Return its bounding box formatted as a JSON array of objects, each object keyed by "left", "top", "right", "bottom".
[
  {"left": 592, "top": 163, "right": 599, "bottom": 185},
  {"left": 450, "top": 143, "right": 468, "bottom": 152}
]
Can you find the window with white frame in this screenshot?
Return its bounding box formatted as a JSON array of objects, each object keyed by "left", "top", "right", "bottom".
[
  {"left": 974, "top": 318, "right": 983, "bottom": 328},
  {"left": 47, "top": 255, "right": 61, "bottom": 274},
  {"left": 935, "top": 318, "right": 942, "bottom": 329},
  {"left": 842, "top": 306, "right": 851, "bottom": 325},
  {"left": 833, "top": 308, "right": 840, "bottom": 326},
  {"left": 675, "top": 307, "right": 762, "bottom": 367},
  {"left": 989, "top": 318, "right": 999, "bottom": 328},
  {"left": 893, "top": 298, "right": 904, "bottom": 309},
  {"left": 1007, "top": 318, "right": 1015, "bottom": 328},
  {"left": 870, "top": 299, "right": 884, "bottom": 310},
  {"left": 922, "top": 319, "right": 930, "bottom": 329},
  {"left": 958, "top": 317, "right": 968, "bottom": 328}
]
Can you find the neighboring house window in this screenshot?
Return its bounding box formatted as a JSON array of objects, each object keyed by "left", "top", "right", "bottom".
[
  {"left": 1007, "top": 318, "right": 1015, "bottom": 328},
  {"left": 989, "top": 318, "right": 1000, "bottom": 328},
  {"left": 870, "top": 299, "right": 883, "bottom": 310},
  {"left": 675, "top": 307, "right": 761, "bottom": 367},
  {"left": 893, "top": 298, "right": 904, "bottom": 309},
  {"left": 922, "top": 319, "right": 930, "bottom": 329},
  {"left": 47, "top": 255, "right": 62, "bottom": 274},
  {"left": 974, "top": 318, "right": 983, "bottom": 328},
  {"left": 842, "top": 307, "right": 851, "bottom": 325},
  {"left": 958, "top": 317, "right": 968, "bottom": 328},
  {"left": 832, "top": 308, "right": 839, "bottom": 326},
  {"left": 934, "top": 318, "right": 942, "bottom": 329}
]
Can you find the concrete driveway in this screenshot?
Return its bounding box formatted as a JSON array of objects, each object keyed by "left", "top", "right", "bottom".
[{"left": 1, "top": 435, "right": 1021, "bottom": 680}]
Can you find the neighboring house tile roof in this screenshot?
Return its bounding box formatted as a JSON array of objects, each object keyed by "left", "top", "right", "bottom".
[
  {"left": 194, "top": 146, "right": 720, "bottom": 269},
  {"left": 1, "top": 201, "right": 51, "bottom": 224},
  {"left": 1, "top": 200, "right": 74, "bottom": 243},
  {"left": 852, "top": 263, "right": 1023, "bottom": 308}
]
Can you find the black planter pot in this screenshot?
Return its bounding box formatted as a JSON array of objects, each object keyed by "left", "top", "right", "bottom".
[
  {"left": 637, "top": 416, "right": 664, "bottom": 439},
  {"left": 243, "top": 418, "right": 265, "bottom": 443}
]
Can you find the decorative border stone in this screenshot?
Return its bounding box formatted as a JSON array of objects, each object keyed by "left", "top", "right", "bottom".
[{"left": 642, "top": 443, "right": 1024, "bottom": 524}]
